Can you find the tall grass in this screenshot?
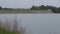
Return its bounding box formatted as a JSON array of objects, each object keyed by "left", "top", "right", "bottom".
[{"left": 0, "top": 15, "right": 26, "bottom": 34}]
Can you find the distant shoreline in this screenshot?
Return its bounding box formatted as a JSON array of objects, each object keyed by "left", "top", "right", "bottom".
[{"left": 0, "top": 10, "right": 53, "bottom": 14}]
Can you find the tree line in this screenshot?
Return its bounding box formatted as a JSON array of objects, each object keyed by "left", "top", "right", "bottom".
[
  {"left": 0, "top": 6, "right": 13, "bottom": 10},
  {"left": 30, "top": 5, "right": 60, "bottom": 13},
  {"left": 0, "top": 5, "right": 60, "bottom": 13}
]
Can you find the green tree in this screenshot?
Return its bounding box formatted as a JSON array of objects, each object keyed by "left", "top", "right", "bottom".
[
  {"left": 45, "top": 5, "right": 50, "bottom": 9},
  {"left": 58, "top": 7, "right": 60, "bottom": 11},
  {"left": 0, "top": 6, "right": 2, "bottom": 10},
  {"left": 57, "top": 7, "right": 60, "bottom": 13},
  {"left": 48, "top": 6, "right": 57, "bottom": 13},
  {"left": 30, "top": 5, "right": 37, "bottom": 10},
  {"left": 4, "top": 8, "right": 8, "bottom": 10},
  {"left": 39, "top": 5, "right": 46, "bottom": 10}
]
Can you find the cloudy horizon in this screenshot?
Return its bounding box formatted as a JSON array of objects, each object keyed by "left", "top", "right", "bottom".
[{"left": 0, "top": 0, "right": 60, "bottom": 8}]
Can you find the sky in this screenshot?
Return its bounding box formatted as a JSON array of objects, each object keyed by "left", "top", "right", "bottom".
[{"left": 0, "top": 0, "right": 60, "bottom": 8}]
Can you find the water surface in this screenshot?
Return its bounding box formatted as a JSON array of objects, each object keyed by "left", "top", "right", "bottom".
[{"left": 0, "top": 14, "right": 60, "bottom": 34}]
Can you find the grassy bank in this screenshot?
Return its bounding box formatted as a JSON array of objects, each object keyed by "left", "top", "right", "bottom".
[
  {"left": 0, "top": 28, "right": 17, "bottom": 34},
  {"left": 0, "top": 15, "right": 26, "bottom": 34}
]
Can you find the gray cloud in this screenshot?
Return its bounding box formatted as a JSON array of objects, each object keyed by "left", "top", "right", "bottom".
[{"left": 0, "top": 0, "right": 60, "bottom": 8}]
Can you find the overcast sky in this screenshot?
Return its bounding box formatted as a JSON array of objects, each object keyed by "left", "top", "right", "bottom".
[{"left": 0, "top": 0, "right": 60, "bottom": 8}]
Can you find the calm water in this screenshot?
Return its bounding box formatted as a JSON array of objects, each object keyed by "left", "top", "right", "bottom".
[{"left": 0, "top": 14, "right": 60, "bottom": 34}]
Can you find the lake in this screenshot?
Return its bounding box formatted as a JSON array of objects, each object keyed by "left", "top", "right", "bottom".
[{"left": 0, "top": 14, "right": 60, "bottom": 34}]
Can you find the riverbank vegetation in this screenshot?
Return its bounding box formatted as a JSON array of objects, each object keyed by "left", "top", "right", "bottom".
[
  {"left": 0, "top": 16, "right": 26, "bottom": 34},
  {"left": 0, "top": 5, "right": 60, "bottom": 13},
  {"left": 30, "top": 5, "right": 60, "bottom": 13}
]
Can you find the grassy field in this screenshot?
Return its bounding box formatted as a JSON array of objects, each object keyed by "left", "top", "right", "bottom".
[{"left": 0, "top": 10, "right": 53, "bottom": 14}]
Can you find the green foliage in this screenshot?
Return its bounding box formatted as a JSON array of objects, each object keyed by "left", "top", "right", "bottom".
[
  {"left": 30, "top": 5, "right": 49, "bottom": 10},
  {"left": 30, "top": 5, "right": 38, "bottom": 10},
  {"left": 55, "top": 7, "right": 60, "bottom": 13},
  {"left": 30, "top": 5, "right": 60, "bottom": 13},
  {"left": 4, "top": 8, "right": 8, "bottom": 10},
  {"left": 0, "top": 6, "right": 12, "bottom": 10},
  {"left": 48, "top": 6, "right": 57, "bottom": 13},
  {"left": 3, "top": 8, "right": 12, "bottom": 10},
  {"left": 58, "top": 7, "right": 60, "bottom": 10},
  {"left": 39, "top": 5, "right": 46, "bottom": 10},
  {"left": 0, "top": 6, "right": 2, "bottom": 10},
  {"left": 0, "top": 28, "right": 17, "bottom": 34},
  {"left": 0, "top": 5, "right": 60, "bottom": 13}
]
